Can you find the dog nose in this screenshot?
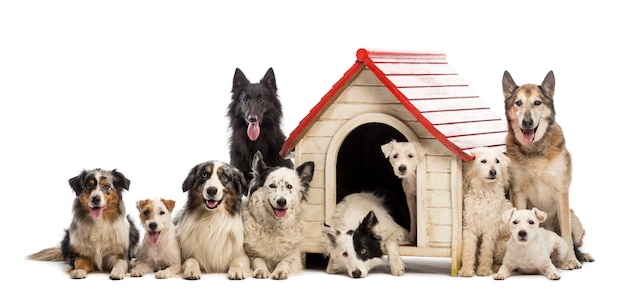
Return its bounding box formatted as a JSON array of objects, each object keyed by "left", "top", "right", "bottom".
[
  {"left": 399, "top": 165, "right": 407, "bottom": 173},
  {"left": 489, "top": 169, "right": 496, "bottom": 177},
  {"left": 522, "top": 117, "right": 534, "bottom": 128},
  {"left": 351, "top": 269, "right": 362, "bottom": 278},
  {"left": 207, "top": 187, "right": 218, "bottom": 197},
  {"left": 276, "top": 198, "right": 286, "bottom": 208},
  {"left": 247, "top": 115, "right": 258, "bottom": 123},
  {"left": 149, "top": 222, "right": 157, "bottom": 230},
  {"left": 518, "top": 230, "right": 527, "bottom": 239},
  {"left": 90, "top": 195, "right": 101, "bottom": 205}
]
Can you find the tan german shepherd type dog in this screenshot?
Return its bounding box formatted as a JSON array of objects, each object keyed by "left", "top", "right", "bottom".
[{"left": 502, "top": 70, "right": 594, "bottom": 270}]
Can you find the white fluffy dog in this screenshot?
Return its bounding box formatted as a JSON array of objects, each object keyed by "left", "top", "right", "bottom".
[
  {"left": 242, "top": 151, "right": 315, "bottom": 280},
  {"left": 131, "top": 198, "right": 181, "bottom": 279},
  {"left": 494, "top": 207, "right": 568, "bottom": 280},
  {"left": 380, "top": 139, "right": 425, "bottom": 243},
  {"left": 459, "top": 147, "right": 512, "bottom": 277},
  {"left": 321, "top": 191, "right": 409, "bottom": 278}
]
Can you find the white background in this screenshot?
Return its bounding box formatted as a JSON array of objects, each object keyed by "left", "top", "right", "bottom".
[{"left": 1, "top": 1, "right": 621, "bottom": 295}]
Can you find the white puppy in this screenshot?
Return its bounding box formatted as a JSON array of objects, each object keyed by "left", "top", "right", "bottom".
[
  {"left": 494, "top": 207, "right": 568, "bottom": 280},
  {"left": 459, "top": 147, "right": 512, "bottom": 277},
  {"left": 131, "top": 198, "right": 181, "bottom": 279},
  {"left": 380, "top": 139, "right": 425, "bottom": 243}
]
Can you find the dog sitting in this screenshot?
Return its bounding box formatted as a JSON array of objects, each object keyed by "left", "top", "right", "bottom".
[
  {"left": 227, "top": 67, "right": 294, "bottom": 188},
  {"left": 242, "top": 151, "right": 315, "bottom": 280},
  {"left": 174, "top": 160, "right": 250, "bottom": 280},
  {"left": 459, "top": 147, "right": 512, "bottom": 277},
  {"left": 130, "top": 198, "right": 181, "bottom": 279},
  {"left": 28, "top": 168, "right": 139, "bottom": 280},
  {"left": 380, "top": 139, "right": 426, "bottom": 244},
  {"left": 503, "top": 70, "right": 593, "bottom": 269},
  {"left": 494, "top": 207, "right": 568, "bottom": 280},
  {"left": 321, "top": 191, "right": 409, "bottom": 278}
]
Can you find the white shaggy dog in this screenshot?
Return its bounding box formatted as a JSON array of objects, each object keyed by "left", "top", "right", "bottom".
[
  {"left": 494, "top": 207, "right": 568, "bottom": 280},
  {"left": 131, "top": 198, "right": 181, "bottom": 279},
  {"left": 243, "top": 151, "right": 315, "bottom": 280},
  {"left": 380, "top": 139, "right": 426, "bottom": 243},
  {"left": 321, "top": 191, "right": 409, "bottom": 278},
  {"left": 459, "top": 147, "right": 512, "bottom": 277}
]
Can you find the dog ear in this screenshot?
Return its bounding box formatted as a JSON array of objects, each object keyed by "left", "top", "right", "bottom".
[
  {"left": 502, "top": 70, "right": 518, "bottom": 100},
  {"left": 68, "top": 170, "right": 87, "bottom": 196},
  {"left": 297, "top": 161, "right": 315, "bottom": 186},
  {"left": 412, "top": 141, "right": 426, "bottom": 160},
  {"left": 532, "top": 207, "right": 547, "bottom": 223},
  {"left": 251, "top": 151, "right": 267, "bottom": 176},
  {"left": 359, "top": 210, "right": 379, "bottom": 236},
  {"left": 380, "top": 139, "right": 396, "bottom": 158},
  {"left": 540, "top": 70, "right": 555, "bottom": 99},
  {"left": 232, "top": 68, "right": 250, "bottom": 93},
  {"left": 261, "top": 67, "right": 277, "bottom": 93},
  {"left": 111, "top": 169, "right": 130, "bottom": 192},
  {"left": 182, "top": 164, "right": 200, "bottom": 193},
  {"left": 502, "top": 208, "right": 516, "bottom": 224},
  {"left": 161, "top": 198, "right": 176, "bottom": 213},
  {"left": 136, "top": 199, "right": 149, "bottom": 212},
  {"left": 321, "top": 223, "right": 338, "bottom": 244},
  {"left": 231, "top": 166, "right": 248, "bottom": 199}
]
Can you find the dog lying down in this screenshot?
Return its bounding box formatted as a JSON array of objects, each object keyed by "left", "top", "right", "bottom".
[
  {"left": 494, "top": 207, "right": 568, "bottom": 280},
  {"left": 321, "top": 191, "right": 409, "bottom": 278}
]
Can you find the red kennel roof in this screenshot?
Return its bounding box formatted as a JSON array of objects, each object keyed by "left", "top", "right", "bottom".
[{"left": 280, "top": 48, "right": 507, "bottom": 162}]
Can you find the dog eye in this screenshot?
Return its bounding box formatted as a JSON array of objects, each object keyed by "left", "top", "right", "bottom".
[
  {"left": 360, "top": 248, "right": 367, "bottom": 254},
  {"left": 269, "top": 184, "right": 277, "bottom": 189},
  {"left": 528, "top": 220, "right": 535, "bottom": 225},
  {"left": 159, "top": 210, "right": 165, "bottom": 215},
  {"left": 408, "top": 154, "right": 414, "bottom": 158},
  {"left": 480, "top": 159, "right": 486, "bottom": 163},
  {"left": 495, "top": 159, "right": 500, "bottom": 164},
  {"left": 342, "top": 252, "right": 348, "bottom": 258},
  {"left": 392, "top": 154, "right": 399, "bottom": 159},
  {"left": 102, "top": 184, "right": 111, "bottom": 191},
  {"left": 515, "top": 100, "right": 522, "bottom": 106},
  {"left": 201, "top": 172, "right": 208, "bottom": 179},
  {"left": 143, "top": 210, "right": 150, "bottom": 216},
  {"left": 243, "top": 95, "right": 249, "bottom": 102},
  {"left": 286, "top": 184, "right": 293, "bottom": 190},
  {"left": 512, "top": 220, "right": 519, "bottom": 225},
  {"left": 533, "top": 100, "right": 542, "bottom": 106}
]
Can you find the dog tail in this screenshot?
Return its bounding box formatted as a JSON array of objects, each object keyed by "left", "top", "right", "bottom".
[{"left": 27, "top": 247, "right": 64, "bottom": 261}]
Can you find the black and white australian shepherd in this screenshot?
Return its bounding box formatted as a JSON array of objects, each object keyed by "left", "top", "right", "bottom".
[
  {"left": 321, "top": 191, "right": 409, "bottom": 278},
  {"left": 174, "top": 160, "right": 251, "bottom": 280},
  {"left": 242, "top": 151, "right": 315, "bottom": 280},
  {"left": 227, "top": 67, "right": 294, "bottom": 187},
  {"left": 29, "top": 168, "right": 139, "bottom": 280}
]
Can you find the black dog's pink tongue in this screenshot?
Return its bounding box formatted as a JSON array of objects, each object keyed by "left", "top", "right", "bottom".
[
  {"left": 522, "top": 128, "right": 535, "bottom": 144},
  {"left": 247, "top": 122, "right": 260, "bottom": 141}
]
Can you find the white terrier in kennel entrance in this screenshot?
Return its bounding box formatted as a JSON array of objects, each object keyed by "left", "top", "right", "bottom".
[{"left": 380, "top": 139, "right": 426, "bottom": 244}]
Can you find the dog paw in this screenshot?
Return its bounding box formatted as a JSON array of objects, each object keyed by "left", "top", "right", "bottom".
[
  {"left": 546, "top": 272, "right": 561, "bottom": 280},
  {"left": 271, "top": 269, "right": 289, "bottom": 280},
  {"left": 253, "top": 268, "right": 270, "bottom": 279},
  {"left": 476, "top": 266, "right": 494, "bottom": 276},
  {"left": 457, "top": 268, "right": 474, "bottom": 277},
  {"left": 183, "top": 269, "right": 201, "bottom": 280},
  {"left": 580, "top": 252, "right": 595, "bottom": 262},
  {"left": 130, "top": 269, "right": 144, "bottom": 277},
  {"left": 155, "top": 270, "right": 171, "bottom": 279},
  {"left": 70, "top": 269, "right": 87, "bottom": 279},
  {"left": 390, "top": 264, "right": 405, "bottom": 276},
  {"left": 227, "top": 267, "right": 246, "bottom": 280},
  {"left": 560, "top": 258, "right": 582, "bottom": 270},
  {"left": 109, "top": 269, "right": 125, "bottom": 280},
  {"left": 493, "top": 273, "right": 506, "bottom": 280}
]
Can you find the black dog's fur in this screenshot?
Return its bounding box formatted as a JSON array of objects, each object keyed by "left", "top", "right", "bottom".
[{"left": 227, "top": 68, "right": 293, "bottom": 187}]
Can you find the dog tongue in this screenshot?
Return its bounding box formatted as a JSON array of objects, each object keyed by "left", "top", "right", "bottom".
[
  {"left": 274, "top": 208, "right": 287, "bottom": 218},
  {"left": 148, "top": 231, "right": 160, "bottom": 244},
  {"left": 522, "top": 128, "right": 535, "bottom": 144},
  {"left": 247, "top": 122, "right": 260, "bottom": 141},
  {"left": 90, "top": 207, "right": 104, "bottom": 218},
  {"left": 205, "top": 200, "right": 218, "bottom": 209}
]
